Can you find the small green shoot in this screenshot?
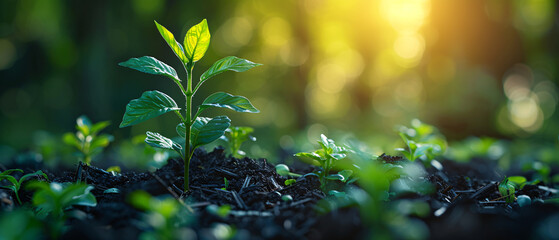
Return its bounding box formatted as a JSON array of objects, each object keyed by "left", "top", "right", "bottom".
[
  {"left": 284, "top": 179, "right": 296, "bottom": 186},
  {"left": 119, "top": 19, "right": 261, "bottom": 191},
  {"left": 27, "top": 182, "right": 97, "bottom": 219},
  {"left": 294, "top": 134, "right": 352, "bottom": 191},
  {"left": 207, "top": 204, "right": 232, "bottom": 218},
  {"left": 396, "top": 119, "right": 446, "bottom": 165},
  {"left": 0, "top": 169, "right": 48, "bottom": 205},
  {"left": 63, "top": 115, "right": 113, "bottom": 165},
  {"left": 220, "top": 126, "right": 256, "bottom": 158},
  {"left": 129, "top": 191, "right": 192, "bottom": 239},
  {"left": 498, "top": 177, "right": 516, "bottom": 203},
  {"left": 221, "top": 177, "right": 229, "bottom": 190},
  {"left": 275, "top": 164, "right": 302, "bottom": 178}
]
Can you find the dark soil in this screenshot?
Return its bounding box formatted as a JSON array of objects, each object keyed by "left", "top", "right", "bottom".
[{"left": 1, "top": 148, "right": 558, "bottom": 239}]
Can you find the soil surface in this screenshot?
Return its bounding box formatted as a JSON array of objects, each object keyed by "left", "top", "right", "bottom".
[{"left": 1, "top": 148, "right": 558, "bottom": 239}]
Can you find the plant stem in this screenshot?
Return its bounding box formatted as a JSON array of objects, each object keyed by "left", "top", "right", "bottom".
[{"left": 184, "top": 63, "right": 193, "bottom": 191}]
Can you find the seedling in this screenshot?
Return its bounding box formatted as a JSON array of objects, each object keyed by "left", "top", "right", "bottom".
[
  {"left": 220, "top": 126, "right": 256, "bottom": 158},
  {"left": 284, "top": 179, "right": 297, "bottom": 186},
  {"left": 63, "top": 115, "right": 113, "bottom": 165},
  {"left": 119, "top": 19, "right": 260, "bottom": 191},
  {"left": 0, "top": 169, "right": 48, "bottom": 205},
  {"left": 221, "top": 177, "right": 229, "bottom": 190},
  {"left": 275, "top": 164, "right": 302, "bottom": 178},
  {"left": 294, "top": 134, "right": 354, "bottom": 191},
  {"left": 129, "top": 191, "right": 192, "bottom": 239},
  {"left": 396, "top": 119, "right": 446, "bottom": 165},
  {"left": 498, "top": 177, "right": 516, "bottom": 203},
  {"left": 27, "top": 182, "right": 97, "bottom": 219}
]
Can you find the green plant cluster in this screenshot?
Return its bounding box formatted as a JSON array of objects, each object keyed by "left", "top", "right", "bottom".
[{"left": 0, "top": 175, "right": 97, "bottom": 239}]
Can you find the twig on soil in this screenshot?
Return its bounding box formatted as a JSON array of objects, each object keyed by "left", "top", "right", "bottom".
[
  {"left": 239, "top": 176, "right": 252, "bottom": 195},
  {"left": 538, "top": 186, "right": 558, "bottom": 194},
  {"left": 231, "top": 190, "right": 248, "bottom": 209},
  {"left": 289, "top": 198, "right": 313, "bottom": 207},
  {"left": 468, "top": 182, "right": 497, "bottom": 200},
  {"left": 149, "top": 172, "right": 193, "bottom": 213},
  {"left": 188, "top": 202, "right": 211, "bottom": 208},
  {"left": 75, "top": 161, "right": 84, "bottom": 183},
  {"left": 269, "top": 177, "right": 282, "bottom": 191},
  {"left": 214, "top": 168, "right": 239, "bottom": 178}
]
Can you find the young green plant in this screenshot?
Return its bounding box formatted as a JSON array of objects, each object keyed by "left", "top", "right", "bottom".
[
  {"left": 0, "top": 169, "right": 48, "bottom": 205},
  {"left": 63, "top": 115, "right": 113, "bottom": 165},
  {"left": 119, "top": 19, "right": 260, "bottom": 191},
  {"left": 220, "top": 126, "right": 256, "bottom": 158},
  {"left": 294, "top": 134, "right": 353, "bottom": 191},
  {"left": 396, "top": 119, "right": 446, "bottom": 165}
]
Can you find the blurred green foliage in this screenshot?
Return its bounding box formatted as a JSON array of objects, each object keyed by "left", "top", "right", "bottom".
[{"left": 0, "top": 0, "right": 558, "bottom": 169}]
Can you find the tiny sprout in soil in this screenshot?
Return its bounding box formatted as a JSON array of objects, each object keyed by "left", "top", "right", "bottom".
[
  {"left": 63, "top": 115, "right": 113, "bottom": 165},
  {"left": 118, "top": 19, "right": 261, "bottom": 191}
]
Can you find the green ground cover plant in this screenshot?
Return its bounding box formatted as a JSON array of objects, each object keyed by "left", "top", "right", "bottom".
[{"left": 118, "top": 19, "right": 261, "bottom": 191}]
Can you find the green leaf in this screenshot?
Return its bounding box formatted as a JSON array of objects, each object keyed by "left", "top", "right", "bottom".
[
  {"left": 19, "top": 170, "right": 48, "bottom": 187},
  {"left": 507, "top": 176, "right": 527, "bottom": 188},
  {"left": 176, "top": 122, "right": 186, "bottom": 139},
  {"left": 76, "top": 115, "right": 92, "bottom": 135},
  {"left": 275, "top": 164, "right": 291, "bottom": 176},
  {"left": 90, "top": 121, "right": 110, "bottom": 136},
  {"left": 326, "top": 174, "right": 345, "bottom": 181},
  {"left": 201, "top": 56, "right": 262, "bottom": 82},
  {"left": 119, "top": 56, "right": 180, "bottom": 82},
  {"left": 294, "top": 152, "right": 322, "bottom": 166},
  {"left": 191, "top": 116, "right": 231, "bottom": 149},
  {"left": 154, "top": 21, "right": 188, "bottom": 63},
  {"left": 145, "top": 131, "right": 182, "bottom": 155},
  {"left": 120, "top": 90, "right": 180, "bottom": 128},
  {"left": 498, "top": 178, "right": 516, "bottom": 203},
  {"left": 199, "top": 92, "right": 259, "bottom": 113},
  {"left": 60, "top": 184, "right": 97, "bottom": 208},
  {"left": 184, "top": 19, "right": 210, "bottom": 63},
  {"left": 90, "top": 134, "right": 114, "bottom": 150},
  {"left": 284, "top": 179, "right": 296, "bottom": 186},
  {"left": 0, "top": 169, "right": 23, "bottom": 177},
  {"left": 338, "top": 170, "right": 353, "bottom": 183},
  {"left": 0, "top": 175, "right": 18, "bottom": 189}
]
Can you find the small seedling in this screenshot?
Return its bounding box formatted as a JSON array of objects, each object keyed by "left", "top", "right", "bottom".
[
  {"left": 275, "top": 164, "right": 301, "bottom": 178},
  {"left": 498, "top": 177, "right": 516, "bottom": 203},
  {"left": 294, "top": 134, "right": 354, "bottom": 191},
  {"left": 220, "top": 126, "right": 256, "bottom": 158},
  {"left": 27, "top": 182, "right": 97, "bottom": 219},
  {"left": 221, "top": 177, "right": 229, "bottom": 190},
  {"left": 129, "top": 191, "right": 192, "bottom": 239},
  {"left": 63, "top": 115, "right": 113, "bottom": 165},
  {"left": 0, "top": 169, "right": 48, "bottom": 205},
  {"left": 284, "top": 179, "right": 297, "bottom": 186},
  {"left": 119, "top": 19, "right": 261, "bottom": 191},
  {"left": 395, "top": 119, "right": 446, "bottom": 165},
  {"left": 207, "top": 204, "right": 231, "bottom": 218}
]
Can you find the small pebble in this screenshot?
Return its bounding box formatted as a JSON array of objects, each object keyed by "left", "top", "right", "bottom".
[
  {"left": 533, "top": 198, "right": 544, "bottom": 205},
  {"left": 281, "top": 195, "right": 293, "bottom": 202},
  {"left": 517, "top": 195, "right": 531, "bottom": 207}
]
